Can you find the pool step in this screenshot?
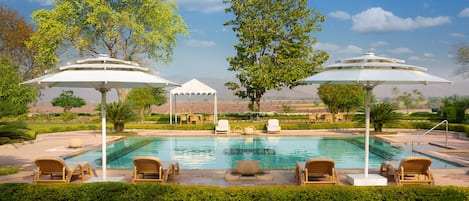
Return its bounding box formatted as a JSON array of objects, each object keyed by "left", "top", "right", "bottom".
[
  {"left": 345, "top": 138, "right": 402, "bottom": 160},
  {"left": 95, "top": 139, "right": 154, "bottom": 164}
]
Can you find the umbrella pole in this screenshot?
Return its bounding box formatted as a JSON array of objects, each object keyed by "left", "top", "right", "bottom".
[
  {"left": 100, "top": 89, "right": 107, "bottom": 180},
  {"left": 364, "top": 86, "right": 373, "bottom": 178}
]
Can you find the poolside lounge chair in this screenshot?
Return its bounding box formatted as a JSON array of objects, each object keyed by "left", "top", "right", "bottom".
[
  {"left": 382, "top": 157, "right": 434, "bottom": 186},
  {"left": 266, "top": 119, "right": 281, "bottom": 134},
  {"left": 215, "top": 119, "right": 230, "bottom": 134},
  {"left": 296, "top": 158, "right": 338, "bottom": 185},
  {"left": 33, "top": 157, "right": 94, "bottom": 184},
  {"left": 132, "top": 156, "right": 175, "bottom": 183}
]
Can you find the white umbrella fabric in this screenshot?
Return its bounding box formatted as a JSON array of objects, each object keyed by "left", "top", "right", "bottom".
[
  {"left": 300, "top": 52, "right": 451, "bottom": 183},
  {"left": 22, "top": 55, "right": 179, "bottom": 180}
]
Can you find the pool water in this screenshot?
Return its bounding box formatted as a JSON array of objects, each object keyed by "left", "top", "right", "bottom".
[{"left": 65, "top": 136, "right": 459, "bottom": 169}]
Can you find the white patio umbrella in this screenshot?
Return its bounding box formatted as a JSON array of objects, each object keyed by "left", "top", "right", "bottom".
[
  {"left": 22, "top": 54, "right": 179, "bottom": 181},
  {"left": 300, "top": 52, "right": 451, "bottom": 182}
]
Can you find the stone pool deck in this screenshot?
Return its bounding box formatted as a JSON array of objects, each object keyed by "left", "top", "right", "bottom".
[{"left": 1, "top": 129, "right": 469, "bottom": 186}]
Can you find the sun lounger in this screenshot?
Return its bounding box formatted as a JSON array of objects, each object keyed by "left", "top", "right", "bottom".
[
  {"left": 215, "top": 119, "right": 230, "bottom": 134},
  {"left": 381, "top": 157, "right": 435, "bottom": 186},
  {"left": 266, "top": 119, "right": 281, "bottom": 134},
  {"left": 132, "top": 156, "right": 177, "bottom": 183},
  {"left": 33, "top": 157, "right": 94, "bottom": 183},
  {"left": 296, "top": 158, "right": 338, "bottom": 185}
]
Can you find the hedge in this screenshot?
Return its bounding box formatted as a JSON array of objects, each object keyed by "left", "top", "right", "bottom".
[{"left": 0, "top": 183, "right": 468, "bottom": 201}]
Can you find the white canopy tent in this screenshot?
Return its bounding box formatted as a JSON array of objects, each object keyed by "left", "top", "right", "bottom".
[{"left": 170, "top": 79, "right": 217, "bottom": 124}]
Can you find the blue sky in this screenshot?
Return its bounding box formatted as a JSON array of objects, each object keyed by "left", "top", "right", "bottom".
[{"left": 3, "top": 0, "right": 469, "bottom": 100}]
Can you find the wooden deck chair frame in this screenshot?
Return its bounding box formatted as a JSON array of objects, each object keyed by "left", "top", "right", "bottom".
[
  {"left": 296, "top": 158, "right": 338, "bottom": 185},
  {"left": 132, "top": 156, "right": 172, "bottom": 183},
  {"left": 33, "top": 157, "right": 94, "bottom": 184},
  {"left": 393, "top": 157, "right": 434, "bottom": 186}
]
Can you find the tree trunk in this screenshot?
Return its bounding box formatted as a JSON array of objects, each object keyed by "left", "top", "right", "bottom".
[
  {"left": 116, "top": 88, "right": 130, "bottom": 102},
  {"left": 374, "top": 123, "right": 383, "bottom": 132}
]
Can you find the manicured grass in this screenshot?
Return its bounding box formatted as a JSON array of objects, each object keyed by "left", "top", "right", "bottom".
[{"left": 0, "top": 166, "right": 19, "bottom": 176}]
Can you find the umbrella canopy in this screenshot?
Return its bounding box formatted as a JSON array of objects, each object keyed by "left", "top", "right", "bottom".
[
  {"left": 300, "top": 52, "right": 451, "bottom": 179},
  {"left": 22, "top": 55, "right": 179, "bottom": 180}
]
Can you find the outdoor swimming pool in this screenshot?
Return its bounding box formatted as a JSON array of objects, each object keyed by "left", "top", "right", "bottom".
[{"left": 65, "top": 136, "right": 459, "bottom": 169}]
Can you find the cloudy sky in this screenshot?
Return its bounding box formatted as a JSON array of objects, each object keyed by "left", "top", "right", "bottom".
[{"left": 3, "top": 0, "right": 469, "bottom": 100}]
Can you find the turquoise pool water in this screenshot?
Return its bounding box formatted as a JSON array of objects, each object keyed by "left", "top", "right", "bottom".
[{"left": 65, "top": 136, "right": 459, "bottom": 169}]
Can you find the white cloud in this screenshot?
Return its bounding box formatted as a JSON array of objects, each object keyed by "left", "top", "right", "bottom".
[
  {"left": 388, "top": 47, "right": 414, "bottom": 54},
  {"left": 186, "top": 39, "right": 216, "bottom": 48},
  {"left": 408, "top": 56, "right": 421, "bottom": 61},
  {"left": 459, "top": 8, "right": 469, "bottom": 17},
  {"left": 314, "top": 42, "right": 363, "bottom": 55},
  {"left": 351, "top": 7, "right": 451, "bottom": 33},
  {"left": 30, "top": 0, "right": 53, "bottom": 6},
  {"left": 175, "top": 0, "right": 225, "bottom": 13},
  {"left": 329, "top": 11, "right": 351, "bottom": 20},
  {"left": 371, "top": 41, "right": 389, "bottom": 47},
  {"left": 190, "top": 29, "right": 206, "bottom": 35},
  {"left": 423, "top": 53, "right": 434, "bottom": 58},
  {"left": 314, "top": 42, "right": 341, "bottom": 52},
  {"left": 450, "top": 32, "right": 466, "bottom": 38}
]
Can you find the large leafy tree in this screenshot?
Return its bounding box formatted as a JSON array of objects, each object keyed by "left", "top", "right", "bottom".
[
  {"left": 27, "top": 0, "right": 188, "bottom": 100},
  {"left": 317, "top": 84, "right": 365, "bottom": 113},
  {"left": 454, "top": 41, "right": 469, "bottom": 78},
  {"left": 0, "top": 5, "right": 36, "bottom": 79},
  {"left": 51, "top": 90, "right": 86, "bottom": 112},
  {"left": 126, "top": 88, "right": 167, "bottom": 121},
  {"left": 0, "top": 57, "right": 37, "bottom": 142},
  {"left": 0, "top": 57, "right": 37, "bottom": 117},
  {"left": 223, "top": 0, "right": 328, "bottom": 112}
]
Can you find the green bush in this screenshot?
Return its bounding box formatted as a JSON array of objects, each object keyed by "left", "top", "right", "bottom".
[
  {"left": 0, "top": 166, "right": 19, "bottom": 175},
  {"left": 0, "top": 183, "right": 468, "bottom": 201}
]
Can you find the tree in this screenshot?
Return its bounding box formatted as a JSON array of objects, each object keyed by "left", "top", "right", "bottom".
[
  {"left": 223, "top": 0, "right": 328, "bottom": 112},
  {"left": 454, "top": 41, "right": 469, "bottom": 78},
  {"left": 440, "top": 95, "right": 469, "bottom": 123},
  {"left": 51, "top": 90, "right": 86, "bottom": 112},
  {"left": 0, "top": 57, "right": 37, "bottom": 142},
  {"left": 317, "top": 84, "right": 364, "bottom": 113},
  {"left": 106, "top": 101, "right": 136, "bottom": 132},
  {"left": 0, "top": 57, "right": 37, "bottom": 117},
  {"left": 0, "top": 5, "right": 36, "bottom": 79},
  {"left": 126, "top": 88, "right": 167, "bottom": 121},
  {"left": 355, "top": 102, "right": 401, "bottom": 132},
  {"left": 27, "top": 0, "right": 188, "bottom": 100},
  {"left": 392, "top": 87, "right": 424, "bottom": 114}
]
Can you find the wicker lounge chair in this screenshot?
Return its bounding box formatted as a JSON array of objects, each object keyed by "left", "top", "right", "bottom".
[
  {"left": 215, "top": 119, "right": 230, "bottom": 134},
  {"left": 387, "top": 157, "right": 434, "bottom": 186},
  {"left": 266, "top": 119, "right": 281, "bottom": 134},
  {"left": 132, "top": 156, "right": 176, "bottom": 183},
  {"left": 33, "top": 157, "right": 94, "bottom": 183},
  {"left": 296, "top": 158, "right": 338, "bottom": 185}
]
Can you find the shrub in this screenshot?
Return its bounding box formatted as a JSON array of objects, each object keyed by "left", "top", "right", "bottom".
[{"left": 0, "top": 183, "right": 468, "bottom": 201}]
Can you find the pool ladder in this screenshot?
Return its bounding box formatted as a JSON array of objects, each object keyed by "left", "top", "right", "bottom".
[{"left": 411, "top": 120, "right": 448, "bottom": 151}]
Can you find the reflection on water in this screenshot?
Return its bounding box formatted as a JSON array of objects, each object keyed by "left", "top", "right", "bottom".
[{"left": 65, "top": 136, "right": 459, "bottom": 169}]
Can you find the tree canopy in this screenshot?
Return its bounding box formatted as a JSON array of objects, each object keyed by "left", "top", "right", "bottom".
[
  {"left": 223, "top": 0, "right": 329, "bottom": 112},
  {"left": 317, "top": 84, "right": 365, "bottom": 113},
  {"left": 454, "top": 41, "right": 469, "bottom": 78},
  {"left": 27, "top": 0, "right": 188, "bottom": 100},
  {"left": 126, "top": 88, "right": 167, "bottom": 121},
  {"left": 0, "top": 5, "right": 36, "bottom": 79},
  {"left": 0, "top": 57, "right": 37, "bottom": 117},
  {"left": 51, "top": 90, "right": 86, "bottom": 112}
]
